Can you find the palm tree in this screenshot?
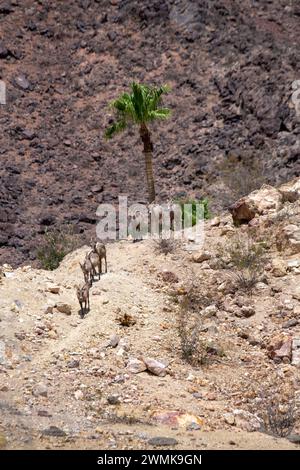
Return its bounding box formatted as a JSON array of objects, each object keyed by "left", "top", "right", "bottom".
[{"left": 104, "top": 82, "right": 171, "bottom": 203}]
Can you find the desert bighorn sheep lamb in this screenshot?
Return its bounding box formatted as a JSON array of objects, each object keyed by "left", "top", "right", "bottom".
[
  {"left": 79, "top": 253, "right": 95, "bottom": 283},
  {"left": 76, "top": 279, "right": 91, "bottom": 317}
]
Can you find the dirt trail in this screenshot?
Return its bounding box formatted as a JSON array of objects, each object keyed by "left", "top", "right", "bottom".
[{"left": 1, "top": 231, "right": 300, "bottom": 450}]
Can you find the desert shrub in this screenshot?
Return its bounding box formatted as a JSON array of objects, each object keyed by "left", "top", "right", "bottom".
[
  {"left": 265, "top": 400, "right": 296, "bottom": 438},
  {"left": 154, "top": 237, "right": 178, "bottom": 255},
  {"left": 217, "top": 233, "right": 268, "bottom": 292},
  {"left": 178, "top": 309, "right": 208, "bottom": 366},
  {"left": 177, "top": 280, "right": 223, "bottom": 365},
  {"left": 175, "top": 197, "right": 211, "bottom": 227},
  {"left": 258, "top": 385, "right": 296, "bottom": 438},
  {"left": 116, "top": 311, "right": 136, "bottom": 327},
  {"left": 37, "top": 226, "right": 77, "bottom": 270}
]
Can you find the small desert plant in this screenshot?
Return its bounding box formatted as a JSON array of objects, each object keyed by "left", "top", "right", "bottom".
[
  {"left": 116, "top": 311, "right": 136, "bottom": 327},
  {"left": 178, "top": 312, "right": 208, "bottom": 366},
  {"left": 265, "top": 400, "right": 296, "bottom": 438},
  {"left": 37, "top": 226, "right": 77, "bottom": 270},
  {"left": 218, "top": 233, "right": 268, "bottom": 292},
  {"left": 176, "top": 197, "right": 211, "bottom": 227},
  {"left": 178, "top": 279, "right": 221, "bottom": 313},
  {"left": 154, "top": 237, "right": 178, "bottom": 255},
  {"left": 258, "top": 386, "right": 296, "bottom": 438},
  {"left": 177, "top": 280, "right": 223, "bottom": 365}
]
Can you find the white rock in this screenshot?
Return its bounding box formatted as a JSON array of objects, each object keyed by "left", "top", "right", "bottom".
[
  {"left": 127, "top": 358, "right": 147, "bottom": 374},
  {"left": 224, "top": 412, "right": 235, "bottom": 425},
  {"left": 116, "top": 348, "right": 126, "bottom": 357},
  {"left": 74, "top": 390, "right": 84, "bottom": 400},
  {"left": 210, "top": 217, "right": 221, "bottom": 227},
  {"left": 203, "top": 305, "right": 218, "bottom": 316},
  {"left": 32, "top": 382, "right": 48, "bottom": 397},
  {"left": 142, "top": 357, "right": 167, "bottom": 377}
]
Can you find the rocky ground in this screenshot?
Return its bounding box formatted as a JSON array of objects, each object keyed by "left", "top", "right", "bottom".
[
  {"left": 1, "top": 0, "right": 300, "bottom": 266},
  {"left": 1, "top": 178, "right": 300, "bottom": 450}
]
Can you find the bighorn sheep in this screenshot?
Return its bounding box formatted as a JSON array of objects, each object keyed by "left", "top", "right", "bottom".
[
  {"left": 79, "top": 253, "right": 95, "bottom": 283},
  {"left": 76, "top": 280, "right": 91, "bottom": 317},
  {"left": 91, "top": 241, "right": 107, "bottom": 274},
  {"left": 87, "top": 250, "right": 101, "bottom": 280}
]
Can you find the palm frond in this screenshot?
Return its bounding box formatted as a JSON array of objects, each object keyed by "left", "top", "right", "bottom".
[
  {"left": 148, "top": 108, "right": 171, "bottom": 120},
  {"left": 104, "top": 82, "right": 171, "bottom": 138},
  {"left": 104, "top": 119, "right": 127, "bottom": 139}
]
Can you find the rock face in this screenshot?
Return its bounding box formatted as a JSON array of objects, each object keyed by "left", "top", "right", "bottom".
[{"left": 1, "top": 1, "right": 300, "bottom": 266}]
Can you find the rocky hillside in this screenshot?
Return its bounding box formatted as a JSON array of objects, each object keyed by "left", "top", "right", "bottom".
[
  {"left": 1, "top": 0, "right": 300, "bottom": 266},
  {"left": 1, "top": 178, "right": 300, "bottom": 450}
]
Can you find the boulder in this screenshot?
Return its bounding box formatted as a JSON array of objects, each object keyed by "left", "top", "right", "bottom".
[{"left": 229, "top": 185, "right": 283, "bottom": 224}]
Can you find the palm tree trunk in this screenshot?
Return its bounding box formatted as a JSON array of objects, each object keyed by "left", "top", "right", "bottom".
[{"left": 140, "top": 123, "right": 156, "bottom": 203}]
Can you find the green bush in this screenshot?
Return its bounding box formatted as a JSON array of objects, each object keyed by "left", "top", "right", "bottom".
[
  {"left": 175, "top": 197, "right": 211, "bottom": 227},
  {"left": 37, "top": 226, "right": 77, "bottom": 270}
]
